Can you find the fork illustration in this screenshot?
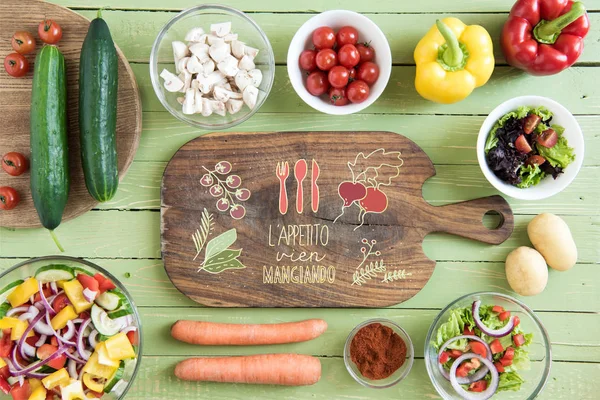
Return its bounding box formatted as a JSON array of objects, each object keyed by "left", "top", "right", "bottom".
[{"left": 276, "top": 161, "right": 289, "bottom": 215}]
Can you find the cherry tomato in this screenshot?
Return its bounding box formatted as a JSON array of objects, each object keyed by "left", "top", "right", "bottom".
[
  {"left": 328, "top": 66, "right": 349, "bottom": 89},
  {"left": 357, "top": 42, "right": 375, "bottom": 62},
  {"left": 348, "top": 67, "right": 357, "bottom": 80},
  {"left": 38, "top": 19, "right": 62, "bottom": 44},
  {"left": 306, "top": 71, "right": 329, "bottom": 96},
  {"left": 299, "top": 49, "right": 317, "bottom": 72},
  {"left": 336, "top": 26, "right": 359, "bottom": 46},
  {"left": 347, "top": 80, "right": 370, "bottom": 104},
  {"left": 2, "top": 152, "right": 29, "bottom": 176},
  {"left": 328, "top": 87, "right": 349, "bottom": 106},
  {"left": 357, "top": 62, "right": 380, "bottom": 86},
  {"left": 37, "top": 344, "right": 66, "bottom": 370},
  {"left": 312, "top": 26, "right": 336, "bottom": 50},
  {"left": 0, "top": 187, "right": 19, "bottom": 211},
  {"left": 338, "top": 44, "right": 360, "bottom": 69},
  {"left": 11, "top": 31, "right": 36, "bottom": 55},
  {"left": 315, "top": 49, "right": 338, "bottom": 71},
  {"left": 52, "top": 293, "right": 70, "bottom": 313},
  {"left": 3, "top": 53, "right": 29, "bottom": 78}
]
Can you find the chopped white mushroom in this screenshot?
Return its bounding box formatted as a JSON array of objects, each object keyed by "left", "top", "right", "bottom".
[
  {"left": 222, "top": 33, "right": 238, "bottom": 42},
  {"left": 238, "top": 55, "right": 255, "bottom": 71},
  {"left": 194, "top": 90, "right": 203, "bottom": 114},
  {"left": 248, "top": 68, "right": 263, "bottom": 87},
  {"left": 209, "top": 42, "right": 231, "bottom": 63},
  {"left": 182, "top": 88, "right": 196, "bottom": 115},
  {"left": 186, "top": 56, "right": 204, "bottom": 74},
  {"left": 202, "top": 59, "right": 215, "bottom": 73},
  {"left": 201, "top": 97, "right": 213, "bottom": 117},
  {"left": 224, "top": 82, "right": 233, "bottom": 91},
  {"left": 213, "top": 101, "right": 227, "bottom": 116},
  {"left": 211, "top": 22, "right": 231, "bottom": 37},
  {"left": 176, "top": 96, "right": 184, "bottom": 105},
  {"left": 231, "top": 40, "right": 245, "bottom": 59},
  {"left": 213, "top": 86, "right": 243, "bottom": 102},
  {"left": 197, "top": 70, "right": 227, "bottom": 94},
  {"left": 234, "top": 70, "right": 252, "bottom": 92},
  {"left": 217, "top": 55, "right": 239, "bottom": 77},
  {"left": 191, "top": 79, "right": 199, "bottom": 90},
  {"left": 226, "top": 99, "right": 243, "bottom": 115},
  {"left": 189, "top": 43, "right": 210, "bottom": 63},
  {"left": 184, "top": 27, "right": 206, "bottom": 43},
  {"left": 160, "top": 69, "right": 185, "bottom": 92},
  {"left": 243, "top": 85, "right": 259, "bottom": 109},
  {"left": 172, "top": 41, "right": 189, "bottom": 72},
  {"left": 177, "top": 57, "right": 190, "bottom": 75},
  {"left": 244, "top": 45, "right": 259, "bottom": 58},
  {"left": 207, "top": 35, "right": 225, "bottom": 46},
  {"left": 178, "top": 70, "right": 192, "bottom": 92}
]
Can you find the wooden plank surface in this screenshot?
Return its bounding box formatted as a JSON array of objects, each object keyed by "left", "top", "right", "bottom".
[{"left": 1, "top": 0, "right": 598, "bottom": 398}]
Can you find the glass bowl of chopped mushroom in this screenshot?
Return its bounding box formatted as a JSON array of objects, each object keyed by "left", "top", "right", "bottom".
[{"left": 150, "top": 4, "right": 275, "bottom": 130}]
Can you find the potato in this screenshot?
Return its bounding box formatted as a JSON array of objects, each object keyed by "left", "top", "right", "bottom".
[
  {"left": 505, "top": 246, "right": 548, "bottom": 296},
  {"left": 527, "top": 213, "right": 577, "bottom": 271}
]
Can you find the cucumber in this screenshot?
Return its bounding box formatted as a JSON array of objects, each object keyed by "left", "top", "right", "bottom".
[
  {"left": 122, "top": 358, "right": 136, "bottom": 378},
  {"left": 73, "top": 267, "right": 94, "bottom": 277},
  {"left": 0, "top": 280, "right": 24, "bottom": 304},
  {"left": 91, "top": 304, "right": 121, "bottom": 336},
  {"left": 103, "top": 361, "right": 124, "bottom": 393},
  {"left": 35, "top": 265, "right": 75, "bottom": 282},
  {"left": 30, "top": 45, "right": 69, "bottom": 248},
  {"left": 0, "top": 303, "right": 11, "bottom": 318},
  {"left": 79, "top": 10, "right": 119, "bottom": 202},
  {"left": 95, "top": 290, "right": 125, "bottom": 311},
  {"left": 107, "top": 302, "right": 133, "bottom": 319}
]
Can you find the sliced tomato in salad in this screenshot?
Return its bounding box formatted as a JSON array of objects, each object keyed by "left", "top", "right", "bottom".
[
  {"left": 494, "top": 361, "right": 505, "bottom": 373},
  {"left": 447, "top": 349, "right": 463, "bottom": 359},
  {"left": 0, "top": 329, "right": 13, "bottom": 358},
  {"left": 498, "top": 311, "right": 511, "bottom": 321},
  {"left": 34, "top": 285, "right": 52, "bottom": 303},
  {"left": 77, "top": 273, "right": 99, "bottom": 292},
  {"left": 492, "top": 305, "right": 504, "bottom": 313},
  {"left": 513, "top": 334, "right": 526, "bottom": 347},
  {"left": 455, "top": 363, "right": 471, "bottom": 377},
  {"left": 503, "top": 346, "right": 515, "bottom": 360},
  {"left": 463, "top": 326, "right": 475, "bottom": 336},
  {"left": 0, "top": 366, "right": 9, "bottom": 380},
  {"left": 499, "top": 357, "right": 513, "bottom": 367},
  {"left": 9, "top": 380, "right": 30, "bottom": 400},
  {"left": 127, "top": 330, "right": 138, "bottom": 346},
  {"left": 0, "top": 376, "right": 10, "bottom": 394},
  {"left": 25, "top": 334, "right": 40, "bottom": 346},
  {"left": 469, "top": 380, "right": 487, "bottom": 392},
  {"left": 52, "top": 293, "right": 70, "bottom": 313},
  {"left": 37, "top": 344, "right": 67, "bottom": 370},
  {"left": 438, "top": 351, "right": 450, "bottom": 364},
  {"left": 490, "top": 339, "right": 504, "bottom": 354},
  {"left": 94, "top": 273, "right": 116, "bottom": 293},
  {"left": 469, "top": 341, "right": 487, "bottom": 358},
  {"left": 513, "top": 316, "right": 521, "bottom": 327}
]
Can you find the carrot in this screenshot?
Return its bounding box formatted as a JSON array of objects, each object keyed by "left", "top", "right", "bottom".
[
  {"left": 174, "top": 354, "right": 321, "bottom": 386},
  {"left": 171, "top": 319, "right": 327, "bottom": 346}
]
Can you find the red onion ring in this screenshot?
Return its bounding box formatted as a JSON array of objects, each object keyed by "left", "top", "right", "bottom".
[
  {"left": 50, "top": 282, "right": 58, "bottom": 295},
  {"left": 6, "top": 306, "right": 29, "bottom": 317},
  {"left": 472, "top": 300, "right": 515, "bottom": 338},
  {"left": 38, "top": 280, "right": 56, "bottom": 316},
  {"left": 62, "top": 321, "right": 76, "bottom": 341},
  {"left": 77, "top": 319, "right": 92, "bottom": 360},
  {"left": 10, "top": 345, "right": 67, "bottom": 377},
  {"left": 64, "top": 350, "right": 86, "bottom": 365},
  {"left": 83, "top": 288, "right": 97, "bottom": 303},
  {"left": 67, "top": 359, "right": 78, "bottom": 379},
  {"left": 35, "top": 335, "right": 47, "bottom": 348},
  {"left": 88, "top": 330, "right": 99, "bottom": 349},
  {"left": 449, "top": 353, "right": 499, "bottom": 400},
  {"left": 120, "top": 326, "right": 137, "bottom": 334},
  {"left": 17, "top": 310, "right": 45, "bottom": 360},
  {"left": 437, "top": 335, "right": 492, "bottom": 384}
]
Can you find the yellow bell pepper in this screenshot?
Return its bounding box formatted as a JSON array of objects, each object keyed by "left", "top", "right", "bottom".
[
  {"left": 62, "top": 280, "right": 93, "bottom": 314},
  {"left": 27, "top": 385, "right": 47, "bottom": 400},
  {"left": 96, "top": 342, "right": 120, "bottom": 368},
  {"left": 0, "top": 317, "right": 20, "bottom": 330},
  {"left": 0, "top": 357, "right": 5, "bottom": 368},
  {"left": 0, "top": 318, "right": 33, "bottom": 340},
  {"left": 104, "top": 332, "right": 135, "bottom": 361},
  {"left": 28, "top": 378, "right": 42, "bottom": 391},
  {"left": 414, "top": 17, "right": 494, "bottom": 104},
  {"left": 82, "top": 373, "right": 104, "bottom": 393},
  {"left": 50, "top": 305, "right": 77, "bottom": 330},
  {"left": 60, "top": 379, "right": 86, "bottom": 400},
  {"left": 41, "top": 368, "right": 70, "bottom": 389},
  {"left": 7, "top": 278, "right": 39, "bottom": 308},
  {"left": 83, "top": 351, "right": 118, "bottom": 379}
]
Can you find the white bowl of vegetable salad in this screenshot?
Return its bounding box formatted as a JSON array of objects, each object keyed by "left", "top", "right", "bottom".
[
  {"left": 0, "top": 256, "right": 141, "bottom": 400},
  {"left": 425, "top": 292, "right": 551, "bottom": 400},
  {"left": 477, "top": 96, "right": 584, "bottom": 200}
]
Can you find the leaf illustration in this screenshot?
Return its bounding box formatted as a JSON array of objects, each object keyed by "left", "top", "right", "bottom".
[
  {"left": 204, "top": 249, "right": 242, "bottom": 267},
  {"left": 352, "top": 260, "right": 386, "bottom": 286},
  {"left": 202, "top": 258, "right": 247, "bottom": 274},
  {"left": 204, "top": 229, "right": 237, "bottom": 264},
  {"left": 382, "top": 269, "right": 413, "bottom": 283},
  {"left": 348, "top": 149, "right": 404, "bottom": 187},
  {"left": 192, "top": 208, "right": 214, "bottom": 261}
]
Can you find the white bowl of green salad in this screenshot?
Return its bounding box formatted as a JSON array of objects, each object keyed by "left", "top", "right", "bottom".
[
  {"left": 477, "top": 96, "right": 584, "bottom": 200},
  {"left": 425, "top": 292, "right": 551, "bottom": 400},
  {"left": 0, "top": 256, "right": 141, "bottom": 399}
]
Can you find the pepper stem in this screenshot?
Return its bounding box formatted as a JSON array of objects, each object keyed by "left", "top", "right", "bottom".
[
  {"left": 534, "top": 2, "right": 586, "bottom": 44},
  {"left": 436, "top": 20, "right": 463, "bottom": 67}
]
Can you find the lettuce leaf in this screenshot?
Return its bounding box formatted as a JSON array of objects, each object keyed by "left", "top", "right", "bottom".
[
  {"left": 536, "top": 127, "right": 575, "bottom": 169},
  {"left": 485, "top": 106, "right": 553, "bottom": 153},
  {"left": 497, "top": 371, "right": 525, "bottom": 392},
  {"left": 517, "top": 164, "right": 546, "bottom": 188}
]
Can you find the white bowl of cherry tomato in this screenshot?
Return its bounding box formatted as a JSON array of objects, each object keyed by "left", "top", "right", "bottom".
[{"left": 287, "top": 10, "right": 391, "bottom": 115}]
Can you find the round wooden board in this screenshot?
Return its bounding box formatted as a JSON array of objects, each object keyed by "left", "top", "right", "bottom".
[{"left": 0, "top": 0, "right": 141, "bottom": 228}]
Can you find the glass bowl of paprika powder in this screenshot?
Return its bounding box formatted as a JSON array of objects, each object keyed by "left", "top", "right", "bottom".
[{"left": 343, "top": 319, "right": 414, "bottom": 388}]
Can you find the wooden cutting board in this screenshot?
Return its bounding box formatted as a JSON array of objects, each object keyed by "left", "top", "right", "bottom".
[
  {"left": 0, "top": 0, "right": 141, "bottom": 228},
  {"left": 162, "top": 131, "right": 514, "bottom": 307}
]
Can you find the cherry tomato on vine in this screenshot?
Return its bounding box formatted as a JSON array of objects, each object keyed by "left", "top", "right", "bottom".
[
  {"left": 347, "top": 80, "right": 370, "bottom": 104},
  {"left": 328, "top": 87, "right": 349, "bottom": 106},
  {"left": 356, "top": 43, "right": 375, "bottom": 62},
  {"left": 3, "top": 53, "right": 29, "bottom": 78},
  {"left": 2, "top": 152, "right": 29, "bottom": 176},
  {"left": 11, "top": 31, "right": 36, "bottom": 54},
  {"left": 315, "top": 49, "right": 338, "bottom": 71},
  {"left": 0, "top": 187, "right": 19, "bottom": 211},
  {"left": 338, "top": 44, "right": 360, "bottom": 69},
  {"left": 312, "top": 27, "right": 336, "bottom": 50},
  {"left": 357, "top": 62, "right": 380, "bottom": 86},
  {"left": 336, "top": 26, "right": 359, "bottom": 46},
  {"left": 299, "top": 49, "right": 317, "bottom": 72},
  {"left": 306, "top": 71, "right": 329, "bottom": 96},
  {"left": 38, "top": 19, "right": 62, "bottom": 44},
  {"left": 348, "top": 67, "right": 357, "bottom": 80},
  {"left": 327, "top": 66, "right": 349, "bottom": 89}
]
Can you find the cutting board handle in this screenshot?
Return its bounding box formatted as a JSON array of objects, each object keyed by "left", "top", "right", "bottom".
[{"left": 426, "top": 195, "right": 514, "bottom": 244}]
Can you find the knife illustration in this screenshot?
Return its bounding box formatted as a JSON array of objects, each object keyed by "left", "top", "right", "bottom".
[{"left": 311, "top": 159, "right": 320, "bottom": 213}]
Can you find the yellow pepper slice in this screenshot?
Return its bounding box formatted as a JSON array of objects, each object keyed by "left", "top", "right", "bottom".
[
  {"left": 104, "top": 332, "right": 135, "bottom": 360},
  {"left": 41, "top": 368, "right": 70, "bottom": 389},
  {"left": 60, "top": 379, "right": 87, "bottom": 400},
  {"left": 7, "top": 278, "right": 39, "bottom": 308},
  {"left": 51, "top": 305, "right": 77, "bottom": 330},
  {"left": 0, "top": 317, "right": 21, "bottom": 330},
  {"left": 414, "top": 17, "right": 494, "bottom": 104},
  {"left": 28, "top": 378, "right": 42, "bottom": 391},
  {"left": 96, "top": 342, "right": 120, "bottom": 368},
  {"left": 82, "top": 351, "right": 118, "bottom": 379},
  {"left": 27, "top": 385, "right": 47, "bottom": 400},
  {"left": 0, "top": 357, "right": 5, "bottom": 369},
  {"left": 62, "top": 280, "right": 93, "bottom": 314},
  {"left": 82, "top": 373, "right": 104, "bottom": 393}
]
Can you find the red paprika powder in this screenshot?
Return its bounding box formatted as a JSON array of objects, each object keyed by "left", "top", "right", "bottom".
[{"left": 350, "top": 322, "right": 407, "bottom": 380}]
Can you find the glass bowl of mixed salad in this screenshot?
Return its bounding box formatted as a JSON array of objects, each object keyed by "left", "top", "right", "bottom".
[
  {"left": 0, "top": 256, "right": 141, "bottom": 400},
  {"left": 477, "top": 96, "right": 584, "bottom": 200},
  {"left": 425, "top": 292, "right": 551, "bottom": 400}
]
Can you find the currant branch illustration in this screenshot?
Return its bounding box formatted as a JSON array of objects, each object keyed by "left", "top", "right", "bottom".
[
  {"left": 352, "top": 238, "right": 385, "bottom": 286},
  {"left": 192, "top": 208, "right": 214, "bottom": 261}
]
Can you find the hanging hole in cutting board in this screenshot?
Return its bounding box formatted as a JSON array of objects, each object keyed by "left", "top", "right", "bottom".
[{"left": 482, "top": 210, "right": 504, "bottom": 230}]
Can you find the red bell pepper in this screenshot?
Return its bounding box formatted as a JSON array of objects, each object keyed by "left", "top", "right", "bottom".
[{"left": 501, "top": 0, "right": 590, "bottom": 75}]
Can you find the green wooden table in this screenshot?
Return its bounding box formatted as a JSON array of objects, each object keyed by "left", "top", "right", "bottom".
[{"left": 2, "top": 0, "right": 599, "bottom": 398}]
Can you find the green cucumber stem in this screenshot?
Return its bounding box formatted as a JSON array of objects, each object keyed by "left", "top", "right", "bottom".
[
  {"left": 534, "top": 2, "right": 586, "bottom": 44},
  {"left": 49, "top": 230, "right": 65, "bottom": 252},
  {"left": 436, "top": 19, "right": 463, "bottom": 68}
]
